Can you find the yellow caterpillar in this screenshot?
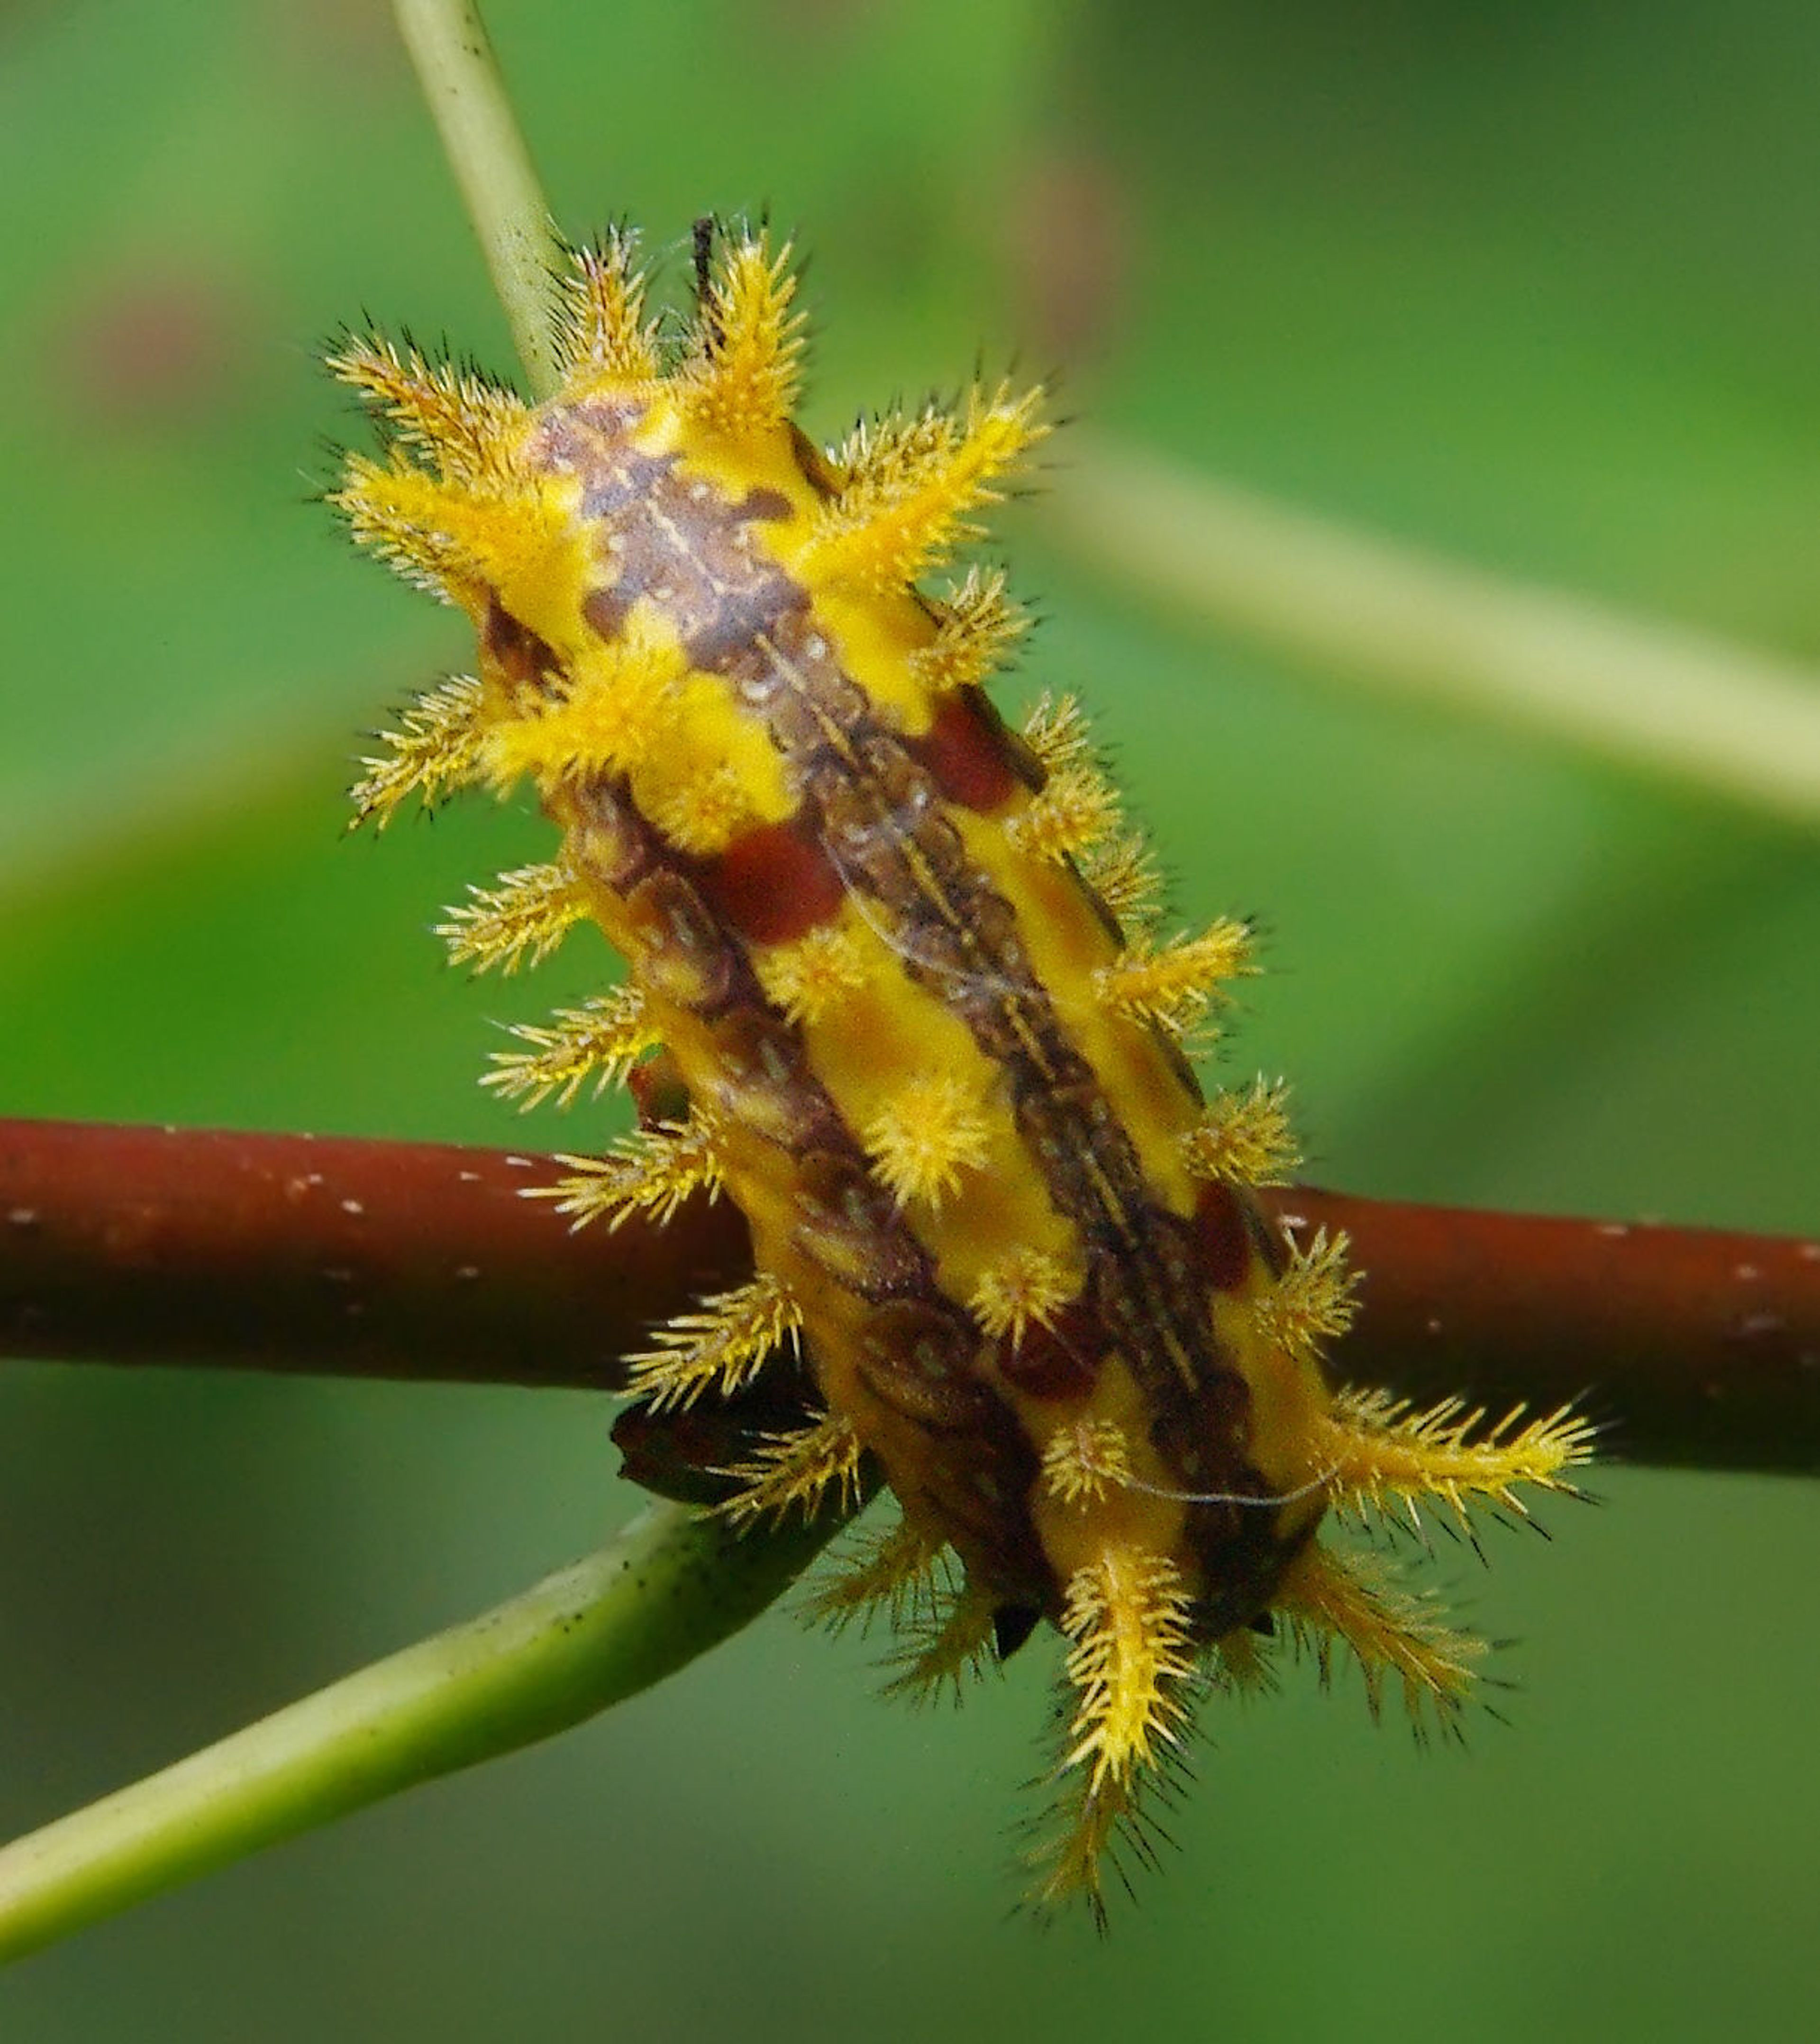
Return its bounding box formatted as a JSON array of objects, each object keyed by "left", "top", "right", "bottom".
[{"left": 329, "top": 223, "right": 1591, "bottom": 1918}]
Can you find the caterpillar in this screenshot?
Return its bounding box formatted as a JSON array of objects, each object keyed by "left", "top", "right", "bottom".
[{"left": 328, "top": 222, "right": 1592, "bottom": 1919}]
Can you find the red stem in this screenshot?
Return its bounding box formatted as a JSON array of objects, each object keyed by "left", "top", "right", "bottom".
[
  {"left": 2, "top": 1117, "right": 1815, "bottom": 1472},
  {"left": 0, "top": 1117, "right": 749, "bottom": 1392},
  {"left": 1274, "top": 1190, "right": 1820, "bottom": 1475}
]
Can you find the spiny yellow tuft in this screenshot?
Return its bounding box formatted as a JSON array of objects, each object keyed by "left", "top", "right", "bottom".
[
  {"left": 1020, "top": 691, "right": 1095, "bottom": 778},
  {"left": 437, "top": 859, "right": 585, "bottom": 976},
  {"left": 1078, "top": 827, "right": 1165, "bottom": 935},
  {"left": 913, "top": 567, "right": 1029, "bottom": 690},
  {"left": 478, "top": 639, "right": 685, "bottom": 786},
  {"left": 1024, "top": 1779, "right": 1128, "bottom": 1925},
  {"left": 530, "top": 1114, "right": 722, "bottom": 1231},
  {"left": 1028, "top": 1547, "right": 1197, "bottom": 1919},
  {"left": 1254, "top": 1225, "right": 1360, "bottom": 1360},
  {"left": 683, "top": 231, "right": 805, "bottom": 441},
  {"left": 969, "top": 1245, "right": 1079, "bottom": 1345},
  {"left": 330, "top": 455, "right": 567, "bottom": 610},
  {"left": 1276, "top": 1542, "right": 1483, "bottom": 1733},
  {"left": 649, "top": 760, "right": 755, "bottom": 854},
  {"left": 1094, "top": 918, "right": 1256, "bottom": 1036},
  {"left": 348, "top": 675, "right": 486, "bottom": 827},
  {"left": 624, "top": 1271, "right": 801, "bottom": 1412},
  {"left": 752, "top": 920, "right": 871, "bottom": 1025},
  {"left": 861, "top": 1072, "right": 992, "bottom": 1210},
  {"left": 1041, "top": 1418, "right": 1136, "bottom": 1508},
  {"left": 552, "top": 229, "right": 658, "bottom": 384},
  {"left": 803, "top": 1516, "right": 950, "bottom": 1637},
  {"left": 1009, "top": 762, "right": 1122, "bottom": 866},
  {"left": 1022, "top": 686, "right": 1163, "bottom": 928},
  {"left": 810, "top": 382, "right": 1047, "bottom": 590},
  {"left": 881, "top": 1579, "right": 999, "bottom": 1707},
  {"left": 481, "top": 985, "right": 657, "bottom": 1109},
  {"left": 1181, "top": 1077, "right": 1300, "bottom": 1187},
  {"left": 326, "top": 336, "right": 526, "bottom": 488},
  {"left": 719, "top": 1410, "right": 865, "bottom": 1528},
  {"left": 1317, "top": 1390, "right": 1597, "bottom": 1534},
  {"left": 1058, "top": 1547, "right": 1197, "bottom": 1793}
]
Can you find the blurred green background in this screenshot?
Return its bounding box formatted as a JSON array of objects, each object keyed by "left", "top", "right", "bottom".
[{"left": 2, "top": 0, "right": 1817, "bottom": 2036}]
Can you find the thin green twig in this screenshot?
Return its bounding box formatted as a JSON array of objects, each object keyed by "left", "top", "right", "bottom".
[
  {"left": 0, "top": 1503, "right": 837, "bottom": 1964},
  {"left": 1047, "top": 434, "right": 1820, "bottom": 831},
  {"left": 391, "top": 0, "right": 565, "bottom": 398}
]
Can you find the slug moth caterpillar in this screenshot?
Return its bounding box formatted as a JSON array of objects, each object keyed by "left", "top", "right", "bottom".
[{"left": 329, "top": 222, "right": 1592, "bottom": 1919}]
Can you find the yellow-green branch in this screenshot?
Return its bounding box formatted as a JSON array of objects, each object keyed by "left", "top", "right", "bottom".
[
  {"left": 1046, "top": 435, "right": 1820, "bottom": 832},
  {"left": 0, "top": 1502, "right": 836, "bottom": 1965},
  {"left": 391, "top": 0, "right": 564, "bottom": 399}
]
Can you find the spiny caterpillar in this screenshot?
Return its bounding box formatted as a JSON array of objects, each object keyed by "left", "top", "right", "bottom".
[{"left": 328, "top": 222, "right": 1592, "bottom": 1920}]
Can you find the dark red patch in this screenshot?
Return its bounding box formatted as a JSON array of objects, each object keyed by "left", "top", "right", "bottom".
[
  {"left": 699, "top": 814, "right": 846, "bottom": 945},
  {"left": 1192, "top": 1179, "right": 1254, "bottom": 1294},
  {"left": 999, "top": 1299, "right": 1102, "bottom": 1401},
  {"left": 907, "top": 688, "right": 1020, "bottom": 815}
]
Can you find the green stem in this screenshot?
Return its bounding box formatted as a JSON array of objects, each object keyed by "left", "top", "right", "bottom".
[
  {"left": 0, "top": 1502, "right": 836, "bottom": 1965},
  {"left": 1048, "top": 435, "right": 1820, "bottom": 831},
  {"left": 391, "top": 0, "right": 564, "bottom": 397}
]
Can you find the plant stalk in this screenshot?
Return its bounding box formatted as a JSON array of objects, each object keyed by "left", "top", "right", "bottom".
[
  {"left": 6, "top": 1118, "right": 1816, "bottom": 1473},
  {"left": 391, "top": 0, "right": 564, "bottom": 397},
  {"left": 0, "top": 1500, "right": 835, "bottom": 1965},
  {"left": 1047, "top": 435, "right": 1820, "bottom": 831}
]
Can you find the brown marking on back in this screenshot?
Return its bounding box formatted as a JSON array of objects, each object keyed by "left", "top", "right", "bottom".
[
  {"left": 482, "top": 595, "right": 562, "bottom": 706},
  {"left": 517, "top": 393, "right": 1293, "bottom": 1609},
  {"left": 622, "top": 869, "right": 741, "bottom": 1013},
  {"left": 566, "top": 778, "right": 657, "bottom": 894},
  {"left": 704, "top": 1007, "right": 844, "bottom": 1152},
  {"left": 790, "top": 1150, "right": 930, "bottom": 1302},
  {"left": 855, "top": 1297, "right": 994, "bottom": 1431},
  {"left": 787, "top": 422, "right": 842, "bottom": 499},
  {"left": 582, "top": 584, "right": 634, "bottom": 641},
  {"left": 736, "top": 599, "right": 1275, "bottom": 1523},
  {"left": 737, "top": 485, "right": 793, "bottom": 522}
]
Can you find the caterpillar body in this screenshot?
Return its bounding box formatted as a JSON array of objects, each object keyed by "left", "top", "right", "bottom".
[{"left": 330, "top": 225, "right": 1592, "bottom": 1917}]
